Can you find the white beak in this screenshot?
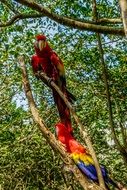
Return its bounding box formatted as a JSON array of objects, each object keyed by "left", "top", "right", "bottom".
[{"left": 38, "top": 40, "right": 46, "bottom": 51}]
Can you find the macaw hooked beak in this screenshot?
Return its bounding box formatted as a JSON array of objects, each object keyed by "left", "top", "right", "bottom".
[{"left": 38, "top": 40, "right": 46, "bottom": 51}]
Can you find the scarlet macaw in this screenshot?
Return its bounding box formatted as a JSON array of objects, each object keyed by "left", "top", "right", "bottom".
[
  {"left": 55, "top": 123, "right": 120, "bottom": 190},
  {"left": 31, "top": 35, "right": 75, "bottom": 133}
]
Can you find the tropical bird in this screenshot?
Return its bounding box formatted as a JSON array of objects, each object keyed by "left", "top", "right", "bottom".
[
  {"left": 31, "top": 35, "right": 75, "bottom": 133},
  {"left": 55, "top": 122, "right": 121, "bottom": 190}
]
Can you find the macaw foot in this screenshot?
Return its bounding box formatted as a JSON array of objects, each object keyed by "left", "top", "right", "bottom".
[{"left": 47, "top": 77, "right": 53, "bottom": 85}]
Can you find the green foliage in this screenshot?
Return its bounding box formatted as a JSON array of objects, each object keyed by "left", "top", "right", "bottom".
[
  {"left": 0, "top": 0, "right": 127, "bottom": 189},
  {"left": 0, "top": 123, "right": 66, "bottom": 190}
]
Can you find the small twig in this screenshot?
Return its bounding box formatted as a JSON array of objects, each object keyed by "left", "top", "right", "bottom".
[
  {"left": 0, "top": 0, "right": 19, "bottom": 14},
  {"left": 0, "top": 13, "right": 44, "bottom": 27}
]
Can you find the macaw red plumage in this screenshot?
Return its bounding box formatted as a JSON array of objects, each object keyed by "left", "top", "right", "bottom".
[
  {"left": 55, "top": 123, "right": 120, "bottom": 190},
  {"left": 31, "top": 35, "right": 75, "bottom": 133}
]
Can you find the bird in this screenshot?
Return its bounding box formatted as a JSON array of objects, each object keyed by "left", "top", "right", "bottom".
[
  {"left": 31, "top": 34, "right": 75, "bottom": 133},
  {"left": 55, "top": 122, "right": 121, "bottom": 190}
]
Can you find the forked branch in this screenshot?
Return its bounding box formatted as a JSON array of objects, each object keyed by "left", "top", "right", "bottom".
[{"left": 36, "top": 71, "right": 106, "bottom": 190}]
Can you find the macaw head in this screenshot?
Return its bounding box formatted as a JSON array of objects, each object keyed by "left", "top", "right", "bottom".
[{"left": 34, "top": 34, "right": 47, "bottom": 51}]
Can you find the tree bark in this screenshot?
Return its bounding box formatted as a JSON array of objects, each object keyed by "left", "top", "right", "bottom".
[{"left": 119, "top": 0, "right": 127, "bottom": 37}]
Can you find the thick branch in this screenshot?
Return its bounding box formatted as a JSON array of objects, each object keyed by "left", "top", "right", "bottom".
[
  {"left": 0, "top": 14, "right": 122, "bottom": 28},
  {"left": 119, "top": 0, "right": 127, "bottom": 37},
  {"left": 19, "top": 56, "right": 103, "bottom": 190},
  {"left": 14, "top": 0, "right": 124, "bottom": 36},
  {"left": 0, "top": 0, "right": 122, "bottom": 30},
  {"left": 0, "top": 13, "right": 122, "bottom": 28}
]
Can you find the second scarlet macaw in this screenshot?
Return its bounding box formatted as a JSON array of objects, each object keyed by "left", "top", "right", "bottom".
[
  {"left": 31, "top": 35, "right": 75, "bottom": 133},
  {"left": 55, "top": 122, "right": 120, "bottom": 190}
]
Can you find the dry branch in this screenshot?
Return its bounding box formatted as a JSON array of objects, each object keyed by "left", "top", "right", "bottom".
[
  {"left": 92, "top": 0, "right": 106, "bottom": 188},
  {"left": 36, "top": 71, "right": 106, "bottom": 190},
  {"left": 19, "top": 56, "right": 104, "bottom": 190},
  {"left": 0, "top": 13, "right": 122, "bottom": 28}
]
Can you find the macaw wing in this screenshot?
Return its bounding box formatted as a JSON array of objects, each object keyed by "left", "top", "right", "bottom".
[
  {"left": 50, "top": 52, "right": 65, "bottom": 76},
  {"left": 31, "top": 55, "right": 42, "bottom": 74},
  {"left": 69, "top": 138, "right": 86, "bottom": 153},
  {"left": 78, "top": 161, "right": 98, "bottom": 181},
  {"left": 50, "top": 52, "right": 66, "bottom": 85},
  {"left": 71, "top": 152, "right": 98, "bottom": 180},
  {"left": 50, "top": 51, "right": 76, "bottom": 102},
  {"left": 71, "top": 152, "right": 111, "bottom": 183},
  {"left": 31, "top": 55, "right": 38, "bottom": 73}
]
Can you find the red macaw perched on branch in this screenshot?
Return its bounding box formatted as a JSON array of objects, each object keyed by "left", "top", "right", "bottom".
[
  {"left": 31, "top": 35, "right": 75, "bottom": 133},
  {"left": 55, "top": 123, "right": 121, "bottom": 190}
]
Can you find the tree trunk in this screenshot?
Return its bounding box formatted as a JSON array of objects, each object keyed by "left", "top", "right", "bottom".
[{"left": 119, "top": 0, "right": 127, "bottom": 37}]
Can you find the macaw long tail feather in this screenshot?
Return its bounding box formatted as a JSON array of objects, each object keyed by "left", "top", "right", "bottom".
[
  {"left": 105, "top": 183, "right": 111, "bottom": 190},
  {"left": 66, "top": 89, "right": 76, "bottom": 103},
  {"left": 53, "top": 90, "right": 73, "bottom": 133},
  {"left": 77, "top": 162, "right": 98, "bottom": 181},
  {"left": 107, "top": 177, "right": 120, "bottom": 190},
  {"left": 77, "top": 162, "right": 120, "bottom": 190}
]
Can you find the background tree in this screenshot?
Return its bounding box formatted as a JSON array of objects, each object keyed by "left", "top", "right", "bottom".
[{"left": 0, "top": 0, "right": 127, "bottom": 189}]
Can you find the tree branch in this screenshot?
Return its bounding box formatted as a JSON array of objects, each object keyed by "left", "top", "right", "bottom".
[
  {"left": 19, "top": 56, "right": 104, "bottom": 190},
  {"left": 0, "top": 13, "right": 122, "bottom": 28},
  {"left": 92, "top": 2, "right": 106, "bottom": 190},
  {"left": 0, "top": 1, "right": 122, "bottom": 29},
  {"left": 97, "top": 18, "right": 122, "bottom": 24},
  {"left": 92, "top": 0, "right": 127, "bottom": 167},
  {"left": 119, "top": 0, "right": 127, "bottom": 37},
  {"left": 36, "top": 71, "right": 107, "bottom": 190},
  {"left": 13, "top": 0, "right": 124, "bottom": 36}
]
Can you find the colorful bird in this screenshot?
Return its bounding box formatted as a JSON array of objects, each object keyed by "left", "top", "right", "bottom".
[
  {"left": 55, "top": 122, "right": 120, "bottom": 190},
  {"left": 31, "top": 35, "right": 75, "bottom": 133}
]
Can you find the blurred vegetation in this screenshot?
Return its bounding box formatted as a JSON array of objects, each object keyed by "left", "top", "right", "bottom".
[{"left": 0, "top": 0, "right": 127, "bottom": 189}]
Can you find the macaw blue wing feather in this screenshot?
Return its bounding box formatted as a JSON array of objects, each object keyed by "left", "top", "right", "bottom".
[{"left": 77, "top": 162, "right": 98, "bottom": 181}]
